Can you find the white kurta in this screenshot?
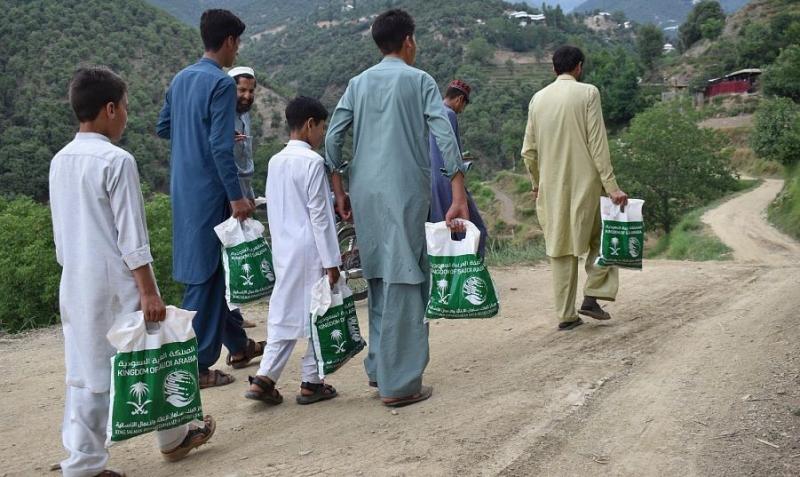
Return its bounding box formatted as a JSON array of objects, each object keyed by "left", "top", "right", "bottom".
[
  {"left": 50, "top": 132, "right": 153, "bottom": 393},
  {"left": 266, "top": 140, "right": 341, "bottom": 340}
]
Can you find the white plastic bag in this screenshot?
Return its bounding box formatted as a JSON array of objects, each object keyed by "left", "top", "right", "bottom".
[
  {"left": 214, "top": 216, "right": 275, "bottom": 309},
  {"left": 309, "top": 276, "right": 366, "bottom": 379},
  {"left": 425, "top": 220, "right": 500, "bottom": 319},
  {"left": 106, "top": 306, "right": 203, "bottom": 446},
  {"left": 596, "top": 197, "right": 645, "bottom": 270}
]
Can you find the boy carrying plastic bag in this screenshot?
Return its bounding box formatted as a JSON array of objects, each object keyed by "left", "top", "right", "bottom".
[
  {"left": 425, "top": 220, "right": 499, "bottom": 319},
  {"left": 309, "top": 276, "right": 367, "bottom": 379},
  {"left": 595, "top": 197, "right": 646, "bottom": 270},
  {"left": 106, "top": 306, "right": 204, "bottom": 446},
  {"left": 214, "top": 216, "right": 276, "bottom": 309}
]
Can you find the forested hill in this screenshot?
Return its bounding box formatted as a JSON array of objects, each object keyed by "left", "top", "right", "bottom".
[
  {"left": 574, "top": 0, "right": 750, "bottom": 25},
  {"left": 0, "top": 0, "right": 202, "bottom": 201},
  {"left": 180, "top": 0, "right": 642, "bottom": 174},
  {"left": 145, "top": 0, "right": 319, "bottom": 34}
]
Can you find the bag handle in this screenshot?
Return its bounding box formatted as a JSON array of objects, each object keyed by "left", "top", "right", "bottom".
[{"left": 426, "top": 219, "right": 480, "bottom": 242}]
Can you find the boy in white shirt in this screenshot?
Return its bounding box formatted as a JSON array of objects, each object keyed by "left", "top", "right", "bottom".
[
  {"left": 50, "top": 67, "right": 215, "bottom": 477},
  {"left": 245, "top": 96, "right": 341, "bottom": 406}
]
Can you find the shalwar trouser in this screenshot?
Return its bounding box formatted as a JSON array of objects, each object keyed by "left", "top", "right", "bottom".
[
  {"left": 60, "top": 386, "right": 188, "bottom": 477},
  {"left": 364, "top": 278, "right": 430, "bottom": 399},
  {"left": 549, "top": 220, "right": 619, "bottom": 323},
  {"left": 257, "top": 338, "right": 321, "bottom": 384},
  {"left": 182, "top": 262, "right": 249, "bottom": 373}
]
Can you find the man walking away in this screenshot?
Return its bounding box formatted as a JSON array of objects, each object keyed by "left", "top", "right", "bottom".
[{"left": 521, "top": 45, "right": 628, "bottom": 331}]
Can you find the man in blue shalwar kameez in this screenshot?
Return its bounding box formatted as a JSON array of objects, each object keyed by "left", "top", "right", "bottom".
[
  {"left": 156, "top": 9, "right": 262, "bottom": 388},
  {"left": 428, "top": 79, "right": 489, "bottom": 258},
  {"left": 325, "top": 9, "right": 469, "bottom": 407}
]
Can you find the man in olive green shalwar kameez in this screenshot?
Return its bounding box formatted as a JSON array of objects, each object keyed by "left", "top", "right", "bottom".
[
  {"left": 521, "top": 46, "right": 629, "bottom": 330},
  {"left": 325, "top": 9, "right": 469, "bottom": 405}
]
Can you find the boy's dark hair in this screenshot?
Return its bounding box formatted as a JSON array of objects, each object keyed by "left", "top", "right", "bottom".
[
  {"left": 200, "top": 9, "right": 245, "bottom": 51},
  {"left": 371, "top": 9, "right": 415, "bottom": 54},
  {"left": 444, "top": 87, "right": 468, "bottom": 102},
  {"left": 68, "top": 66, "right": 127, "bottom": 122},
  {"left": 552, "top": 45, "right": 585, "bottom": 75},
  {"left": 285, "top": 96, "right": 328, "bottom": 130}
]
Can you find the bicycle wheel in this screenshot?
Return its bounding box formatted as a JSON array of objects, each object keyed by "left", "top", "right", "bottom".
[{"left": 338, "top": 223, "right": 368, "bottom": 301}]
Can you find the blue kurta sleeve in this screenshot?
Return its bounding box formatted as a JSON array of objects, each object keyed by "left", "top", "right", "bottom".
[
  {"left": 446, "top": 108, "right": 462, "bottom": 153},
  {"left": 324, "top": 80, "right": 354, "bottom": 173},
  {"left": 156, "top": 88, "right": 171, "bottom": 139},
  {"left": 422, "top": 74, "right": 464, "bottom": 179},
  {"left": 209, "top": 77, "right": 243, "bottom": 201}
]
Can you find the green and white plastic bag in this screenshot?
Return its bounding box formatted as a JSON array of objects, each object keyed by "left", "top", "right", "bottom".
[
  {"left": 595, "top": 197, "right": 645, "bottom": 270},
  {"left": 309, "top": 276, "right": 366, "bottom": 379},
  {"left": 106, "top": 306, "right": 204, "bottom": 446},
  {"left": 425, "top": 220, "right": 499, "bottom": 319},
  {"left": 214, "top": 216, "right": 276, "bottom": 309}
]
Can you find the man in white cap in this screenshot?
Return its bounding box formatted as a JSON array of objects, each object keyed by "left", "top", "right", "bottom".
[
  {"left": 228, "top": 66, "right": 257, "bottom": 201},
  {"left": 227, "top": 66, "right": 259, "bottom": 329}
]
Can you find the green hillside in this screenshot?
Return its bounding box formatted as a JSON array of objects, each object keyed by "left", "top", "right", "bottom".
[
  {"left": 145, "top": 0, "right": 318, "bottom": 33},
  {"left": 0, "top": 0, "right": 201, "bottom": 201},
  {"left": 574, "top": 0, "right": 749, "bottom": 25},
  {"left": 231, "top": 0, "right": 639, "bottom": 172}
]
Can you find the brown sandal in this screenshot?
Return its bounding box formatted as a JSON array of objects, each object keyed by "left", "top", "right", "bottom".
[
  {"left": 296, "top": 382, "right": 338, "bottom": 405},
  {"left": 226, "top": 339, "right": 265, "bottom": 369},
  {"left": 382, "top": 385, "right": 434, "bottom": 408},
  {"left": 199, "top": 369, "right": 235, "bottom": 389},
  {"left": 244, "top": 375, "right": 283, "bottom": 405},
  {"left": 161, "top": 415, "right": 216, "bottom": 462}
]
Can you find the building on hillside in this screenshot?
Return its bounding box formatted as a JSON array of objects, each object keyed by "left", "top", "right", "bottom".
[
  {"left": 506, "top": 11, "right": 546, "bottom": 26},
  {"left": 585, "top": 12, "right": 618, "bottom": 31},
  {"left": 663, "top": 43, "right": 676, "bottom": 53},
  {"left": 704, "top": 69, "right": 762, "bottom": 98}
]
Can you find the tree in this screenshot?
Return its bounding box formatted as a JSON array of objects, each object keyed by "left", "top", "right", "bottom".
[
  {"left": 465, "top": 37, "right": 493, "bottom": 65},
  {"left": 584, "top": 48, "right": 647, "bottom": 126},
  {"left": 750, "top": 97, "right": 800, "bottom": 166},
  {"left": 762, "top": 45, "right": 800, "bottom": 103},
  {"left": 636, "top": 24, "right": 664, "bottom": 70},
  {"left": 613, "top": 101, "right": 737, "bottom": 233},
  {"left": 678, "top": 1, "right": 726, "bottom": 51}
]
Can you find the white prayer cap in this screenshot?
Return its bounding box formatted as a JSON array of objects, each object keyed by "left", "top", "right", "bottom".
[{"left": 228, "top": 66, "right": 255, "bottom": 80}]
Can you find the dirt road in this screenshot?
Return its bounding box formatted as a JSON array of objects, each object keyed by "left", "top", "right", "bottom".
[
  {"left": 1, "top": 181, "right": 798, "bottom": 476},
  {"left": 489, "top": 185, "right": 520, "bottom": 226}
]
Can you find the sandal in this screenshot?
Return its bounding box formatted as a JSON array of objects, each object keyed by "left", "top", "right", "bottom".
[
  {"left": 199, "top": 369, "right": 235, "bottom": 389},
  {"left": 226, "top": 338, "right": 265, "bottom": 369},
  {"left": 161, "top": 415, "right": 216, "bottom": 462},
  {"left": 93, "top": 471, "right": 126, "bottom": 477},
  {"left": 382, "top": 385, "right": 433, "bottom": 408},
  {"left": 578, "top": 303, "right": 612, "bottom": 321},
  {"left": 244, "top": 375, "right": 283, "bottom": 404},
  {"left": 296, "top": 382, "right": 338, "bottom": 405}
]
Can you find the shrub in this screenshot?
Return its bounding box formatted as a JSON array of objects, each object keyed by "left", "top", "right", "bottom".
[
  {"left": 751, "top": 97, "right": 800, "bottom": 166},
  {"left": 0, "top": 198, "right": 60, "bottom": 332}
]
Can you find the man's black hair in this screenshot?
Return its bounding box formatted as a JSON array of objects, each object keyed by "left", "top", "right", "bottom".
[
  {"left": 68, "top": 66, "right": 127, "bottom": 122},
  {"left": 285, "top": 96, "right": 328, "bottom": 130},
  {"left": 444, "top": 87, "right": 468, "bottom": 103},
  {"left": 552, "top": 45, "right": 585, "bottom": 75},
  {"left": 200, "top": 9, "right": 245, "bottom": 52},
  {"left": 371, "top": 9, "right": 415, "bottom": 54},
  {"left": 233, "top": 73, "right": 256, "bottom": 85}
]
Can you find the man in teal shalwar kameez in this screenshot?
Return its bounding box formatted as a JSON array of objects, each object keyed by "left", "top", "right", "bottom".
[{"left": 325, "top": 9, "right": 469, "bottom": 407}]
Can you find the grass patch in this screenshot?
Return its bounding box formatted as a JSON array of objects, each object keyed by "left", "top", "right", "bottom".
[
  {"left": 730, "top": 148, "right": 783, "bottom": 177},
  {"left": 768, "top": 164, "right": 800, "bottom": 240},
  {"left": 647, "top": 210, "right": 733, "bottom": 261},
  {"left": 485, "top": 238, "right": 546, "bottom": 267}
]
